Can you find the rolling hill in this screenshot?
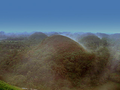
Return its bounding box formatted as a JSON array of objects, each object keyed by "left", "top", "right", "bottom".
[
  {"left": 9, "top": 35, "right": 109, "bottom": 89},
  {"left": 0, "top": 34, "right": 111, "bottom": 90}
]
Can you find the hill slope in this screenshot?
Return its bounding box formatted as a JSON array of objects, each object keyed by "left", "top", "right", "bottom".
[
  {"left": 0, "top": 80, "right": 23, "bottom": 90},
  {"left": 12, "top": 35, "right": 96, "bottom": 87},
  {"left": 4, "top": 35, "right": 110, "bottom": 89}
]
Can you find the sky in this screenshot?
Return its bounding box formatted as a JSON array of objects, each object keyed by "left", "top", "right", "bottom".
[{"left": 0, "top": 0, "right": 120, "bottom": 34}]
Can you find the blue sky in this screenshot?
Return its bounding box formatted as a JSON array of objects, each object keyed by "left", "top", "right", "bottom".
[{"left": 0, "top": 0, "right": 120, "bottom": 34}]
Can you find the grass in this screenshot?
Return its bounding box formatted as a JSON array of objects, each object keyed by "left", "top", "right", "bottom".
[{"left": 0, "top": 80, "right": 23, "bottom": 90}]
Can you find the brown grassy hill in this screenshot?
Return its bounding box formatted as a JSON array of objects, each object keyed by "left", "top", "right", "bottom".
[
  {"left": 7, "top": 35, "right": 110, "bottom": 89},
  {"left": 40, "top": 35, "right": 86, "bottom": 53}
]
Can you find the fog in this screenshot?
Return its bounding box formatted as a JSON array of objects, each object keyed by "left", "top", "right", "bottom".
[{"left": 1, "top": 31, "right": 120, "bottom": 90}]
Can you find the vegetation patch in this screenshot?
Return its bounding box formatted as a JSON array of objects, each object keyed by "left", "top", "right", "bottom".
[{"left": 0, "top": 80, "right": 22, "bottom": 90}]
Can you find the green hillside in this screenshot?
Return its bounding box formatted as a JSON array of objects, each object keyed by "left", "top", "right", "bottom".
[
  {"left": 0, "top": 80, "right": 22, "bottom": 90},
  {"left": 28, "top": 32, "right": 48, "bottom": 45}
]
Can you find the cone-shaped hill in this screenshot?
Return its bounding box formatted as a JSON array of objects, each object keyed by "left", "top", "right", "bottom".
[
  {"left": 29, "top": 32, "right": 47, "bottom": 40},
  {"left": 78, "top": 35, "right": 102, "bottom": 50},
  {"left": 28, "top": 32, "right": 48, "bottom": 45},
  {"left": 40, "top": 35, "right": 86, "bottom": 53},
  {"left": 13, "top": 35, "right": 109, "bottom": 89}
]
